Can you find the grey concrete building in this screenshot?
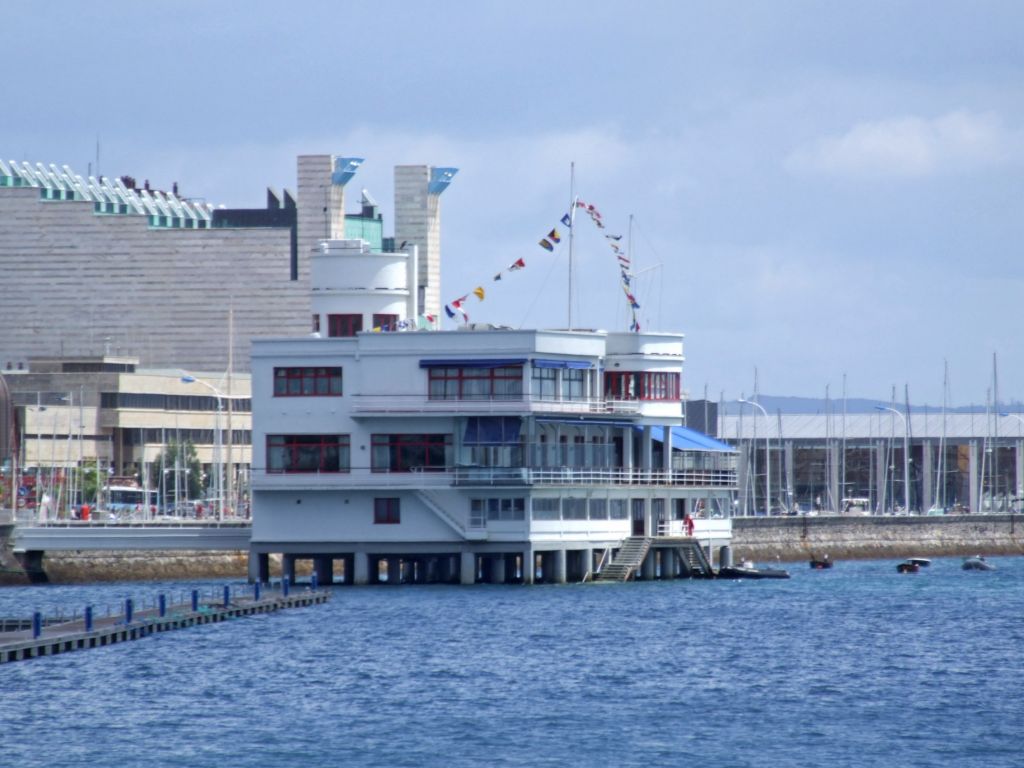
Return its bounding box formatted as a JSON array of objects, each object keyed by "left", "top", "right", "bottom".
[
  {"left": 719, "top": 410, "right": 1024, "bottom": 516},
  {"left": 0, "top": 155, "right": 455, "bottom": 374}
]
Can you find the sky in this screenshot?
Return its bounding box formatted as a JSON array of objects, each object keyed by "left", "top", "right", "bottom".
[{"left": 5, "top": 1, "right": 1024, "bottom": 406}]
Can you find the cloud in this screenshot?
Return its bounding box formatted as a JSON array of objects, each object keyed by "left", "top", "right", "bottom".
[{"left": 786, "top": 110, "right": 1011, "bottom": 179}]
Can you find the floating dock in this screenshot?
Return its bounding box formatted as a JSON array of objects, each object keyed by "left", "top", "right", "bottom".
[{"left": 0, "top": 583, "right": 329, "bottom": 664}]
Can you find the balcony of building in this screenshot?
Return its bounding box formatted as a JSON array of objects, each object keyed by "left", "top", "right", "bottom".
[{"left": 348, "top": 393, "right": 644, "bottom": 417}]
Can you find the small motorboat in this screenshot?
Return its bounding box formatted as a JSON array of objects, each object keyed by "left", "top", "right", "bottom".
[
  {"left": 896, "top": 560, "right": 920, "bottom": 573},
  {"left": 809, "top": 555, "right": 833, "bottom": 569},
  {"left": 718, "top": 560, "right": 791, "bottom": 580},
  {"left": 962, "top": 555, "right": 995, "bottom": 572}
]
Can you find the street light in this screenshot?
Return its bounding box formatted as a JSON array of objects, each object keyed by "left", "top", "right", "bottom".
[
  {"left": 738, "top": 398, "right": 771, "bottom": 515},
  {"left": 876, "top": 405, "right": 910, "bottom": 514},
  {"left": 999, "top": 412, "right": 1024, "bottom": 511},
  {"left": 180, "top": 372, "right": 247, "bottom": 520},
  {"left": 181, "top": 373, "right": 225, "bottom": 520}
]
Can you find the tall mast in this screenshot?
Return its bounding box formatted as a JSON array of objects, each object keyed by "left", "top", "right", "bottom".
[
  {"left": 992, "top": 352, "right": 999, "bottom": 509},
  {"left": 940, "top": 359, "right": 948, "bottom": 510},
  {"left": 226, "top": 303, "right": 234, "bottom": 517},
  {"left": 567, "top": 162, "right": 575, "bottom": 330}
]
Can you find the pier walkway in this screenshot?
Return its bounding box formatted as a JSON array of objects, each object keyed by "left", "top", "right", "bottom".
[{"left": 0, "top": 582, "right": 328, "bottom": 664}]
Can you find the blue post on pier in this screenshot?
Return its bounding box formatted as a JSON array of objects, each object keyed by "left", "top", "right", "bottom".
[
  {"left": 191, "top": 589, "right": 199, "bottom": 612},
  {"left": 85, "top": 606, "right": 93, "bottom": 633},
  {"left": 223, "top": 585, "right": 230, "bottom": 608},
  {"left": 125, "top": 598, "right": 133, "bottom": 625},
  {"left": 254, "top": 582, "right": 261, "bottom": 601},
  {"left": 283, "top": 576, "right": 290, "bottom": 597},
  {"left": 32, "top": 611, "right": 42, "bottom": 639},
  {"left": 311, "top": 571, "right": 318, "bottom": 591},
  {"left": 158, "top": 594, "right": 167, "bottom": 618}
]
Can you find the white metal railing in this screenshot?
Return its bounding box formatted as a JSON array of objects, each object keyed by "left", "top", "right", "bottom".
[
  {"left": 251, "top": 468, "right": 455, "bottom": 489},
  {"left": 349, "top": 394, "right": 643, "bottom": 416},
  {"left": 250, "top": 465, "right": 735, "bottom": 489},
  {"left": 456, "top": 467, "right": 735, "bottom": 487}
]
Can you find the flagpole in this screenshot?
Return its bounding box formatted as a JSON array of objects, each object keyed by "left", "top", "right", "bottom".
[
  {"left": 628, "top": 214, "right": 634, "bottom": 331},
  {"left": 568, "top": 161, "right": 575, "bottom": 331}
]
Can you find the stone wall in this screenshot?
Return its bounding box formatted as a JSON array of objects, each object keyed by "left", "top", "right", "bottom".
[{"left": 731, "top": 514, "right": 1024, "bottom": 562}]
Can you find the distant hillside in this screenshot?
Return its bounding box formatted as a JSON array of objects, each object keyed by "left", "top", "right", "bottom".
[{"left": 717, "top": 395, "right": 1021, "bottom": 415}]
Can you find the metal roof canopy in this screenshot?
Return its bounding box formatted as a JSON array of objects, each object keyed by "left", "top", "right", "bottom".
[{"left": 643, "top": 425, "right": 737, "bottom": 453}]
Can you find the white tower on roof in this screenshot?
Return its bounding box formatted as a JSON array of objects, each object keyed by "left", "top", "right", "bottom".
[
  {"left": 310, "top": 239, "right": 420, "bottom": 337},
  {"left": 393, "top": 165, "right": 457, "bottom": 323}
]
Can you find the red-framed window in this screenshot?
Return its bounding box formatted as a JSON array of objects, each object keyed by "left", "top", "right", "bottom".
[
  {"left": 603, "top": 371, "right": 680, "bottom": 401},
  {"left": 266, "top": 434, "right": 350, "bottom": 473},
  {"left": 373, "top": 313, "right": 399, "bottom": 331},
  {"left": 371, "top": 433, "right": 452, "bottom": 472},
  {"left": 328, "top": 313, "right": 362, "bottom": 337},
  {"left": 273, "top": 367, "right": 342, "bottom": 397},
  {"left": 428, "top": 366, "right": 523, "bottom": 400},
  {"left": 374, "top": 497, "right": 401, "bottom": 524}
]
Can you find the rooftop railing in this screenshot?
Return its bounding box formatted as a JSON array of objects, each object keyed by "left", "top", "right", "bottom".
[
  {"left": 349, "top": 394, "right": 644, "bottom": 416},
  {"left": 251, "top": 465, "right": 736, "bottom": 489}
]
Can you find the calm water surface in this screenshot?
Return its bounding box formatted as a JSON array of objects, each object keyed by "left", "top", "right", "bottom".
[{"left": 2, "top": 557, "right": 1022, "bottom": 767}]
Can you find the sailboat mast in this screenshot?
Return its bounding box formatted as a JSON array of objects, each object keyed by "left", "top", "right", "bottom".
[
  {"left": 992, "top": 352, "right": 999, "bottom": 508},
  {"left": 842, "top": 373, "right": 847, "bottom": 508},
  {"left": 226, "top": 304, "right": 234, "bottom": 517},
  {"left": 567, "top": 162, "right": 575, "bottom": 331},
  {"left": 940, "top": 359, "right": 948, "bottom": 510}
]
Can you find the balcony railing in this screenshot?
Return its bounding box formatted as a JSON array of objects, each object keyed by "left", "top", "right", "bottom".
[
  {"left": 251, "top": 465, "right": 736, "bottom": 490},
  {"left": 456, "top": 467, "right": 736, "bottom": 488},
  {"left": 349, "top": 394, "right": 643, "bottom": 416}
]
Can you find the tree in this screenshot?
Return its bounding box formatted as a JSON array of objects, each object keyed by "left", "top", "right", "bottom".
[{"left": 149, "top": 440, "right": 202, "bottom": 508}]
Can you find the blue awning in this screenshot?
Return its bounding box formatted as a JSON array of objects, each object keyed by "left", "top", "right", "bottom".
[
  {"left": 537, "top": 417, "right": 634, "bottom": 428},
  {"left": 419, "top": 358, "right": 527, "bottom": 369},
  {"left": 532, "top": 358, "right": 593, "bottom": 369},
  {"left": 464, "top": 417, "right": 522, "bottom": 444},
  {"left": 640, "top": 425, "right": 736, "bottom": 453}
]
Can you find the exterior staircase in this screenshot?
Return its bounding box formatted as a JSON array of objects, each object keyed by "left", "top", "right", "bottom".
[
  {"left": 595, "top": 537, "right": 651, "bottom": 581},
  {"left": 675, "top": 540, "right": 714, "bottom": 578}
]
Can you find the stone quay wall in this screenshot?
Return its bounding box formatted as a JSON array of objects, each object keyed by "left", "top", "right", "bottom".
[
  {"left": 731, "top": 514, "right": 1024, "bottom": 562},
  {"left": 0, "top": 547, "right": 258, "bottom": 586}
]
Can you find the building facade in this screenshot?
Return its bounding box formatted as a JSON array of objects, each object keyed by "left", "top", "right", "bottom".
[
  {"left": 720, "top": 410, "right": 1024, "bottom": 516},
  {"left": 0, "top": 357, "right": 251, "bottom": 517},
  {"left": 0, "top": 155, "right": 454, "bottom": 374},
  {"left": 248, "top": 239, "right": 736, "bottom": 585}
]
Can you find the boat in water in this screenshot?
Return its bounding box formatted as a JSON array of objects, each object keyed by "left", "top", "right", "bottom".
[
  {"left": 809, "top": 555, "right": 833, "bottom": 569},
  {"left": 907, "top": 558, "right": 931, "bottom": 568},
  {"left": 718, "top": 560, "right": 791, "bottom": 580},
  {"left": 896, "top": 560, "right": 920, "bottom": 573},
  {"left": 962, "top": 555, "right": 995, "bottom": 572}
]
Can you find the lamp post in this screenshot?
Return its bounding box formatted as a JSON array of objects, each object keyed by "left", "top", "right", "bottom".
[
  {"left": 180, "top": 373, "right": 247, "bottom": 520},
  {"left": 999, "top": 412, "right": 1024, "bottom": 511},
  {"left": 181, "top": 374, "right": 224, "bottom": 520},
  {"left": 0, "top": 371, "right": 14, "bottom": 516},
  {"left": 876, "top": 406, "right": 910, "bottom": 514},
  {"left": 739, "top": 398, "right": 771, "bottom": 515}
]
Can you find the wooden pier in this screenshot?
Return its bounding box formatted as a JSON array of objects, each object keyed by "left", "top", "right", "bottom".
[{"left": 0, "top": 584, "right": 329, "bottom": 664}]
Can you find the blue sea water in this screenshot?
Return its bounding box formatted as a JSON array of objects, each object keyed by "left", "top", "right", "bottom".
[{"left": 2, "top": 557, "right": 1023, "bottom": 768}]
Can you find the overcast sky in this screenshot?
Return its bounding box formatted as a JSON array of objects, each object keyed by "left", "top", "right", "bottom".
[{"left": 6, "top": 1, "right": 1024, "bottom": 406}]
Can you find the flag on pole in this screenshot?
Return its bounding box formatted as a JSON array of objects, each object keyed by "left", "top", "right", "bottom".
[
  {"left": 538, "top": 238, "right": 554, "bottom": 252},
  {"left": 473, "top": 286, "right": 485, "bottom": 301}
]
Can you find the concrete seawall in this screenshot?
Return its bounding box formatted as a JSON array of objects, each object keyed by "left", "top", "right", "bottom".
[
  {"left": 731, "top": 514, "right": 1024, "bottom": 562},
  {"left": 3, "top": 515, "right": 1022, "bottom": 584},
  {"left": 0, "top": 549, "right": 254, "bottom": 585}
]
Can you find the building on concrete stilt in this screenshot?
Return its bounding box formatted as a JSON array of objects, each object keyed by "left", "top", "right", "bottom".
[{"left": 248, "top": 228, "right": 738, "bottom": 585}]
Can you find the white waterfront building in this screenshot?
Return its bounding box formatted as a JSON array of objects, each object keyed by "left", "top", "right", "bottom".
[{"left": 249, "top": 240, "right": 737, "bottom": 585}]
